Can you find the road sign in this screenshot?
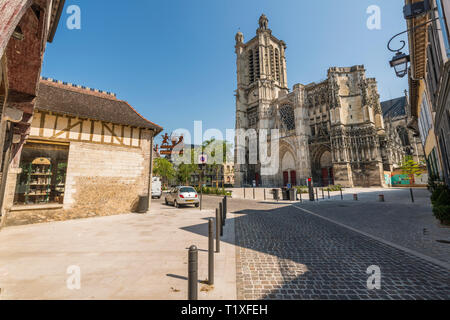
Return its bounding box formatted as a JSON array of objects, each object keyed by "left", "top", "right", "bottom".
[{"left": 199, "top": 154, "right": 208, "bottom": 165}]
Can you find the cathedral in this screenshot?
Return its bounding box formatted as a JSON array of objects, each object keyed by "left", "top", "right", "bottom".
[{"left": 234, "top": 15, "right": 407, "bottom": 188}]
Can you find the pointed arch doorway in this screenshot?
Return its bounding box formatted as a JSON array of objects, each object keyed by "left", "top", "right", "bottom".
[
  {"left": 320, "top": 151, "right": 334, "bottom": 186},
  {"left": 281, "top": 150, "right": 297, "bottom": 187}
]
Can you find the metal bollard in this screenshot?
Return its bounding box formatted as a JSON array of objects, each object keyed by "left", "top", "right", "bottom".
[
  {"left": 322, "top": 188, "right": 325, "bottom": 200},
  {"left": 340, "top": 189, "right": 343, "bottom": 200},
  {"left": 219, "top": 204, "right": 223, "bottom": 237},
  {"left": 410, "top": 188, "right": 415, "bottom": 203},
  {"left": 220, "top": 202, "right": 225, "bottom": 227},
  {"left": 299, "top": 191, "right": 302, "bottom": 203},
  {"left": 208, "top": 219, "right": 214, "bottom": 285},
  {"left": 328, "top": 189, "right": 330, "bottom": 199},
  {"left": 379, "top": 194, "right": 385, "bottom": 202},
  {"left": 215, "top": 208, "right": 220, "bottom": 253},
  {"left": 253, "top": 188, "right": 255, "bottom": 200},
  {"left": 264, "top": 189, "right": 266, "bottom": 201},
  {"left": 244, "top": 188, "right": 246, "bottom": 199},
  {"left": 353, "top": 194, "right": 358, "bottom": 201},
  {"left": 223, "top": 196, "right": 227, "bottom": 221},
  {"left": 315, "top": 188, "right": 319, "bottom": 202},
  {"left": 188, "top": 245, "right": 198, "bottom": 300}
]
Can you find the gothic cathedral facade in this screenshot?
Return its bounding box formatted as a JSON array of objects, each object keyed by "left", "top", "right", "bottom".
[{"left": 234, "top": 15, "right": 406, "bottom": 188}]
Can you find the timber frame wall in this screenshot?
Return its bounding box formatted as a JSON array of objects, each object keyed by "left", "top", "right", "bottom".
[{"left": 30, "top": 110, "right": 145, "bottom": 148}]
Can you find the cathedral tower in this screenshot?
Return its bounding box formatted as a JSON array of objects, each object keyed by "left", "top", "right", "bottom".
[{"left": 234, "top": 14, "right": 289, "bottom": 186}]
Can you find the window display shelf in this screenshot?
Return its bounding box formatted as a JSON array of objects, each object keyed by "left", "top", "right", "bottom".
[{"left": 13, "top": 143, "right": 69, "bottom": 207}]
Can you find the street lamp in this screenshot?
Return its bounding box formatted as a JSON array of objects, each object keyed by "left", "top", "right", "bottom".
[
  {"left": 387, "top": 17, "right": 439, "bottom": 78},
  {"left": 389, "top": 51, "right": 410, "bottom": 78},
  {"left": 387, "top": 0, "right": 438, "bottom": 78}
]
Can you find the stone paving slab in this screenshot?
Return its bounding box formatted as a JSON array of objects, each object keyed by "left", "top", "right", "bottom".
[
  {"left": 0, "top": 200, "right": 236, "bottom": 300},
  {"left": 231, "top": 196, "right": 450, "bottom": 300}
]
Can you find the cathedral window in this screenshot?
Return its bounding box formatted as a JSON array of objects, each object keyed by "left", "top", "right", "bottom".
[
  {"left": 254, "top": 48, "right": 260, "bottom": 80},
  {"left": 248, "top": 50, "right": 254, "bottom": 83},
  {"left": 248, "top": 108, "right": 258, "bottom": 127},
  {"left": 275, "top": 49, "right": 281, "bottom": 81},
  {"left": 270, "top": 46, "right": 275, "bottom": 79},
  {"left": 279, "top": 105, "right": 296, "bottom": 131}
]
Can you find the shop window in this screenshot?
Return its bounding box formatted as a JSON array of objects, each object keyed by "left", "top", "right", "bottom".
[{"left": 14, "top": 142, "right": 69, "bottom": 205}]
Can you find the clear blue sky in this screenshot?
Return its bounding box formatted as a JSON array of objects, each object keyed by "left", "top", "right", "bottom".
[{"left": 42, "top": 0, "right": 409, "bottom": 143}]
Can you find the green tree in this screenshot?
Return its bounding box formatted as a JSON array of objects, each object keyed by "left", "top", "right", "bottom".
[
  {"left": 201, "top": 139, "right": 232, "bottom": 188},
  {"left": 400, "top": 156, "right": 422, "bottom": 185},
  {"left": 176, "top": 162, "right": 197, "bottom": 185},
  {"left": 153, "top": 158, "right": 175, "bottom": 188}
]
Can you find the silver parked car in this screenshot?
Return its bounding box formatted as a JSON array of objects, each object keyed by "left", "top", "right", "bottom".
[{"left": 165, "top": 186, "right": 199, "bottom": 208}]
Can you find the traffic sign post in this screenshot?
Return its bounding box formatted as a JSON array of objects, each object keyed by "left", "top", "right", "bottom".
[
  {"left": 308, "top": 178, "right": 314, "bottom": 202},
  {"left": 199, "top": 154, "right": 207, "bottom": 211}
]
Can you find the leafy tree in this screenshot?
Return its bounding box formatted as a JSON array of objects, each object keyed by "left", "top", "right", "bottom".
[
  {"left": 153, "top": 158, "right": 175, "bottom": 188},
  {"left": 400, "top": 156, "right": 422, "bottom": 185},
  {"left": 200, "top": 139, "right": 232, "bottom": 188},
  {"left": 176, "top": 163, "right": 197, "bottom": 185}
]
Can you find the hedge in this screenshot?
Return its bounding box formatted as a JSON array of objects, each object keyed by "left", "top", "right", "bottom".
[{"left": 431, "top": 185, "right": 450, "bottom": 225}]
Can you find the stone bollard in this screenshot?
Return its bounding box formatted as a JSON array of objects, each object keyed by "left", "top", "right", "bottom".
[
  {"left": 188, "top": 245, "right": 198, "bottom": 300},
  {"left": 379, "top": 194, "right": 385, "bottom": 202}
]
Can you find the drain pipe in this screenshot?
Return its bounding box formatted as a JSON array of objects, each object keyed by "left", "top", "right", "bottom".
[{"left": 147, "top": 129, "right": 155, "bottom": 212}]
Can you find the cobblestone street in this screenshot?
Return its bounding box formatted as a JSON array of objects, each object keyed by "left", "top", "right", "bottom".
[{"left": 230, "top": 190, "right": 450, "bottom": 300}]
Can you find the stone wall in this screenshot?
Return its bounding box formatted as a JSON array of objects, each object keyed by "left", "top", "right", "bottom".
[{"left": 64, "top": 140, "right": 150, "bottom": 209}]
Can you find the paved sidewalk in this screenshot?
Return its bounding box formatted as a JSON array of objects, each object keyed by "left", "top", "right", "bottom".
[{"left": 0, "top": 200, "right": 236, "bottom": 300}]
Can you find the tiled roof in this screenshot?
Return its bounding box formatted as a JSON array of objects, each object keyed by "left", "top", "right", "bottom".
[
  {"left": 381, "top": 97, "right": 407, "bottom": 119},
  {"left": 36, "top": 79, "right": 163, "bottom": 132}
]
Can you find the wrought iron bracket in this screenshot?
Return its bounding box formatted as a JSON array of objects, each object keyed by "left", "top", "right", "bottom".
[{"left": 387, "top": 17, "right": 440, "bottom": 53}]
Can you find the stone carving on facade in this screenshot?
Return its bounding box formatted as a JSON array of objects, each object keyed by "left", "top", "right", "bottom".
[
  {"left": 235, "top": 31, "right": 244, "bottom": 44},
  {"left": 259, "top": 14, "right": 269, "bottom": 30}
]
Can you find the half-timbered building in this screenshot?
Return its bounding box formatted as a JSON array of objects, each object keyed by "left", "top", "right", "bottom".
[{"left": 1, "top": 77, "right": 162, "bottom": 226}]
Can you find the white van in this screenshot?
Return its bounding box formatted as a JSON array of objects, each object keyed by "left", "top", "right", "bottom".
[{"left": 152, "top": 177, "right": 162, "bottom": 199}]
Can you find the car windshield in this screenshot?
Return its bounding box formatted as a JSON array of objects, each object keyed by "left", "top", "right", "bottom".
[{"left": 180, "top": 187, "right": 196, "bottom": 193}]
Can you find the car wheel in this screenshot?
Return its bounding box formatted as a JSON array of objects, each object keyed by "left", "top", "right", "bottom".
[
  {"left": 174, "top": 201, "right": 179, "bottom": 208},
  {"left": 165, "top": 198, "right": 169, "bottom": 205},
  {"left": 195, "top": 203, "right": 199, "bottom": 208}
]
